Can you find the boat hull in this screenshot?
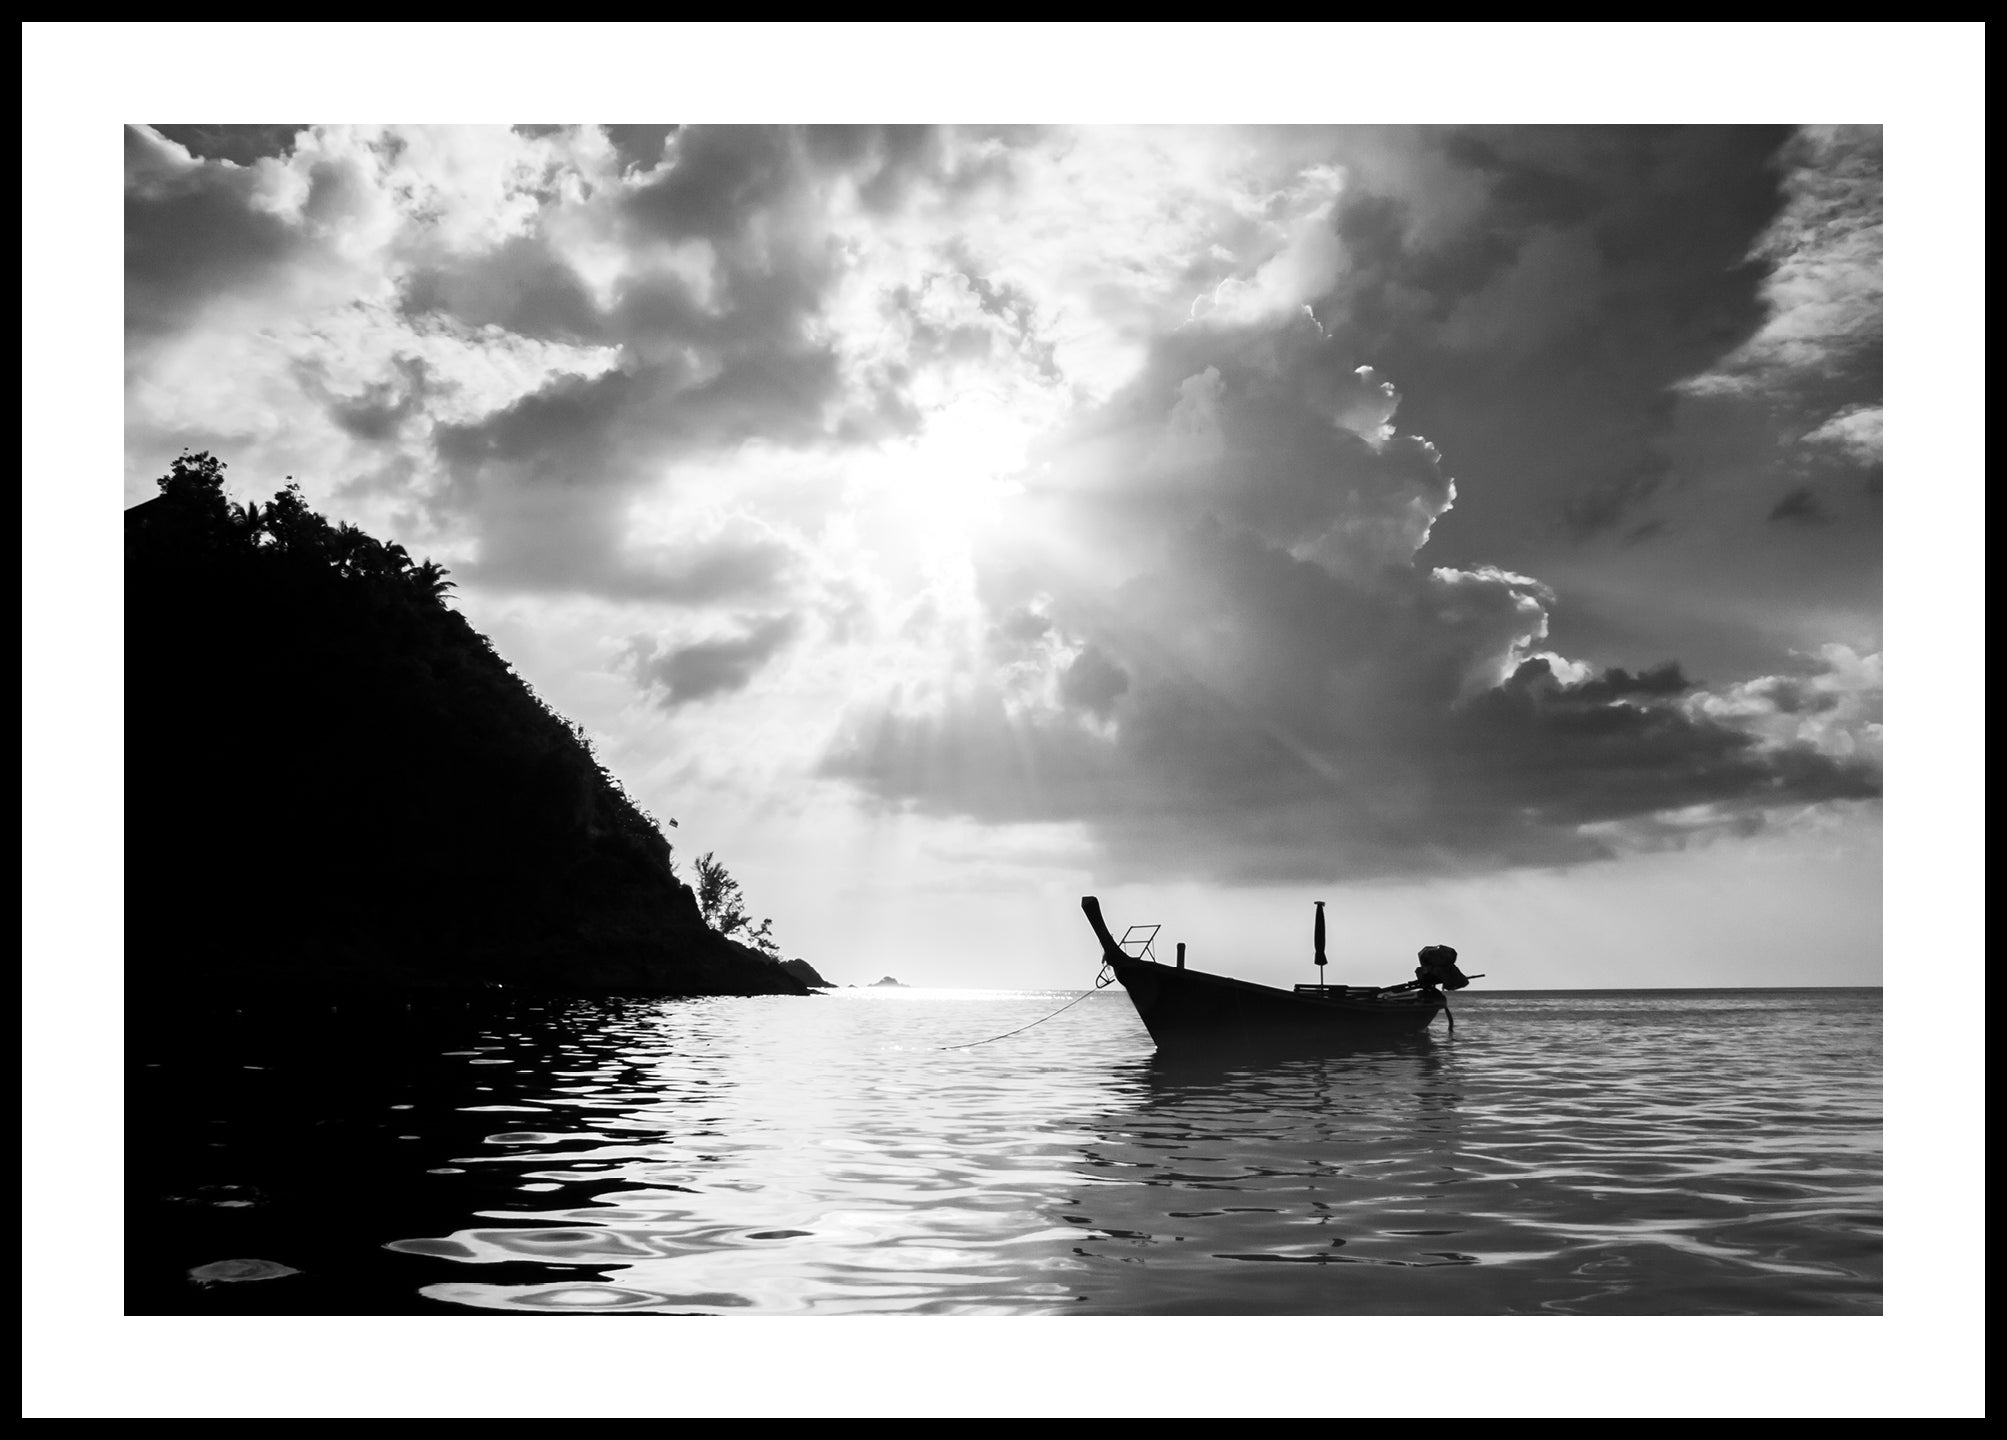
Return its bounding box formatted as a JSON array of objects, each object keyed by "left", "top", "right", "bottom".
[{"left": 1105, "top": 954, "right": 1443, "bottom": 1051}]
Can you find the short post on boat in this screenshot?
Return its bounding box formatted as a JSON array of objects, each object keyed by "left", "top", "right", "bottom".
[
  {"left": 1176, "top": 942, "right": 1186, "bottom": 970},
  {"left": 1313, "top": 901, "right": 1327, "bottom": 989}
]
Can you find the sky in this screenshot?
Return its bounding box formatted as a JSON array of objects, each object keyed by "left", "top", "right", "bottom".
[
  {"left": 27, "top": 20, "right": 1989, "bottom": 1423},
  {"left": 116, "top": 116, "right": 1892, "bottom": 990}
]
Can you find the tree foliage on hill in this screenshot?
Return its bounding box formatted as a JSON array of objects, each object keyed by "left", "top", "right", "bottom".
[
  {"left": 125, "top": 453, "right": 807, "bottom": 999},
  {"left": 693, "top": 852, "right": 780, "bottom": 959}
]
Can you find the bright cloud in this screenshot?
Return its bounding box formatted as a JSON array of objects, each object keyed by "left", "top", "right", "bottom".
[
  {"left": 1682, "top": 126, "right": 1883, "bottom": 400},
  {"left": 822, "top": 296, "right": 1879, "bottom": 882},
  {"left": 1800, "top": 403, "right": 1884, "bottom": 467}
]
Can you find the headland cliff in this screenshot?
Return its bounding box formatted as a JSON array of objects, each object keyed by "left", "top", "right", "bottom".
[{"left": 125, "top": 454, "right": 811, "bottom": 1003}]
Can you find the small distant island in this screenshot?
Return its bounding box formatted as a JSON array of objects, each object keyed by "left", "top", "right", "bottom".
[
  {"left": 870, "top": 977, "right": 907, "bottom": 988},
  {"left": 782, "top": 959, "right": 835, "bottom": 988},
  {"left": 125, "top": 453, "right": 819, "bottom": 1005}
]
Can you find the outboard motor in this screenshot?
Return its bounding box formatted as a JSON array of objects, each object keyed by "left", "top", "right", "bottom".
[{"left": 1415, "top": 944, "right": 1470, "bottom": 992}]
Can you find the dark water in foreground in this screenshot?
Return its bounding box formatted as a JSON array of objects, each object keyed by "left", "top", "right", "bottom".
[{"left": 128, "top": 987, "right": 1881, "bottom": 1316}]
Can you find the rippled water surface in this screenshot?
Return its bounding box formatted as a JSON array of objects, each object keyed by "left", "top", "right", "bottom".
[{"left": 129, "top": 987, "right": 1881, "bottom": 1315}]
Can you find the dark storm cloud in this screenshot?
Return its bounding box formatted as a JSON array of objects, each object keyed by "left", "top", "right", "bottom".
[
  {"left": 821, "top": 285, "right": 1881, "bottom": 883},
  {"left": 1059, "top": 646, "right": 1129, "bottom": 720},
  {"left": 150, "top": 124, "right": 308, "bottom": 166},
  {"left": 1556, "top": 661, "right": 1690, "bottom": 704},
  {"left": 1318, "top": 126, "right": 1799, "bottom": 554},
  {"left": 124, "top": 126, "right": 310, "bottom": 345},
  {"left": 627, "top": 614, "right": 802, "bottom": 707},
  {"left": 622, "top": 125, "right": 804, "bottom": 244},
  {"left": 398, "top": 236, "right": 605, "bottom": 345},
  {"left": 1447, "top": 658, "right": 1876, "bottom": 823},
  {"left": 825, "top": 557, "right": 1879, "bottom": 882},
  {"left": 1439, "top": 131, "right": 1603, "bottom": 227},
  {"left": 433, "top": 368, "right": 634, "bottom": 487},
  {"left": 601, "top": 124, "right": 677, "bottom": 173}
]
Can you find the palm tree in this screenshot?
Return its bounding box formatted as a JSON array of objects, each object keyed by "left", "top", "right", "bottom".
[
  {"left": 411, "top": 559, "right": 457, "bottom": 600},
  {"left": 230, "top": 499, "right": 264, "bottom": 541},
  {"left": 331, "top": 522, "right": 372, "bottom": 578}
]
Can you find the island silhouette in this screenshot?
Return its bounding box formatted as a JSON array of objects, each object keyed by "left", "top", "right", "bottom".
[{"left": 126, "top": 453, "right": 816, "bottom": 1004}]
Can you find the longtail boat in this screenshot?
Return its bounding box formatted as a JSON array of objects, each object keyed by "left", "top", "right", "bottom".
[{"left": 1081, "top": 896, "right": 1473, "bottom": 1051}]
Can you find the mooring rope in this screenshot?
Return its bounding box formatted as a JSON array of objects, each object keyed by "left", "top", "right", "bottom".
[{"left": 938, "top": 964, "right": 1116, "bottom": 1050}]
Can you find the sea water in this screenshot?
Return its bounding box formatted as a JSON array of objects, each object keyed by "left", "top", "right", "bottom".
[{"left": 128, "top": 986, "right": 1881, "bottom": 1317}]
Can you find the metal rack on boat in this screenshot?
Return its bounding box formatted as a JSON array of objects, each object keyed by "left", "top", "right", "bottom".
[{"left": 1118, "top": 924, "right": 1160, "bottom": 962}]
